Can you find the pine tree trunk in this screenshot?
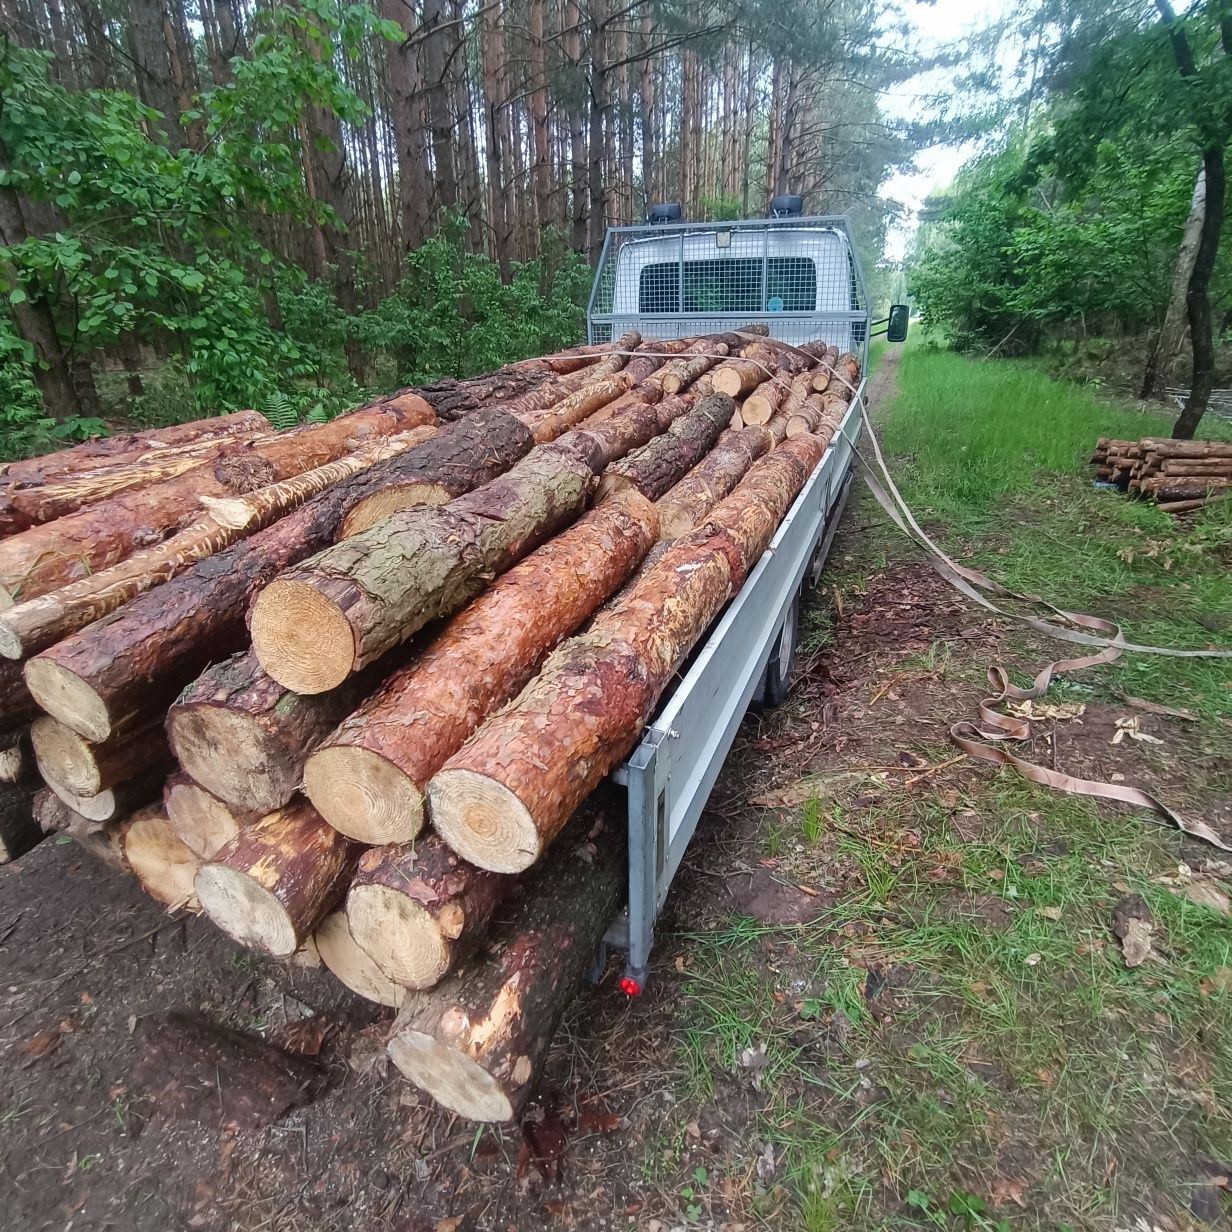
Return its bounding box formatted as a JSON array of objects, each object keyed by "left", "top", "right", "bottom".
[
  {"left": 429, "top": 436, "right": 826, "bottom": 873},
  {"left": 302, "top": 489, "right": 657, "bottom": 844},
  {"left": 386, "top": 810, "right": 624, "bottom": 1121},
  {"left": 249, "top": 441, "right": 600, "bottom": 694},
  {"left": 656, "top": 425, "right": 773, "bottom": 538},
  {"left": 195, "top": 800, "right": 359, "bottom": 957}
]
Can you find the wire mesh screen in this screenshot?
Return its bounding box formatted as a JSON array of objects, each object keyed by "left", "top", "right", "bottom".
[{"left": 588, "top": 216, "right": 869, "bottom": 365}]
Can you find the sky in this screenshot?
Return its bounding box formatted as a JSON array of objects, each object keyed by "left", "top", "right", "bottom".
[{"left": 880, "top": 0, "right": 1018, "bottom": 262}]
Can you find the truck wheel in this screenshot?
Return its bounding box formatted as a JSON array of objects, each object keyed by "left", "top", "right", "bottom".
[{"left": 761, "top": 593, "right": 800, "bottom": 708}]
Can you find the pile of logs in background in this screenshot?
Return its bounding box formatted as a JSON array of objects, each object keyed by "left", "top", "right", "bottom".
[
  {"left": 0, "top": 328, "right": 860, "bottom": 1124},
  {"left": 1092, "top": 436, "right": 1232, "bottom": 513}
]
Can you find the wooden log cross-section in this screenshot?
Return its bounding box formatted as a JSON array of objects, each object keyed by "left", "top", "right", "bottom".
[
  {"left": 0, "top": 397, "right": 435, "bottom": 606},
  {"left": 31, "top": 713, "right": 171, "bottom": 799},
  {"left": 123, "top": 810, "right": 201, "bottom": 910},
  {"left": 429, "top": 435, "right": 827, "bottom": 874},
  {"left": 250, "top": 438, "right": 602, "bottom": 694},
  {"left": 386, "top": 810, "right": 624, "bottom": 1122},
  {"left": 302, "top": 489, "right": 659, "bottom": 844},
  {"left": 164, "top": 774, "right": 263, "bottom": 860},
  {"left": 195, "top": 800, "right": 359, "bottom": 957}
]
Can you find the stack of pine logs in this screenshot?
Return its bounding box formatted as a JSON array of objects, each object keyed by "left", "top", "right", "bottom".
[
  {"left": 1, "top": 327, "right": 861, "bottom": 1122},
  {"left": 1092, "top": 436, "right": 1232, "bottom": 513}
]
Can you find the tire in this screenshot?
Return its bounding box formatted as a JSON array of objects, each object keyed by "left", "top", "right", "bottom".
[{"left": 760, "top": 593, "right": 800, "bottom": 708}]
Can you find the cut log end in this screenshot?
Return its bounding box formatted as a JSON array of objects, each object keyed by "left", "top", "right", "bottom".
[
  {"left": 338, "top": 484, "right": 452, "bottom": 538},
  {"left": 387, "top": 1028, "right": 515, "bottom": 1122},
  {"left": 302, "top": 745, "right": 425, "bottom": 845},
  {"left": 31, "top": 715, "right": 101, "bottom": 796},
  {"left": 24, "top": 657, "right": 111, "bottom": 743},
  {"left": 428, "top": 768, "right": 539, "bottom": 874},
  {"left": 0, "top": 619, "right": 22, "bottom": 660},
  {"left": 249, "top": 579, "right": 355, "bottom": 694},
  {"left": 164, "top": 778, "right": 244, "bottom": 859},
  {"left": 195, "top": 862, "right": 300, "bottom": 957},
  {"left": 314, "top": 911, "right": 406, "bottom": 1007},
  {"left": 124, "top": 814, "right": 200, "bottom": 910},
  {"left": 168, "top": 706, "right": 290, "bottom": 815},
  {"left": 346, "top": 881, "right": 452, "bottom": 990}
]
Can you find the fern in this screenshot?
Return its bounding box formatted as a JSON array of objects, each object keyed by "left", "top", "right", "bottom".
[{"left": 262, "top": 391, "right": 299, "bottom": 431}]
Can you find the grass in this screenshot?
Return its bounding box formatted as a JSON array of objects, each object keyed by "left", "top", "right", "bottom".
[{"left": 659, "top": 340, "right": 1232, "bottom": 1230}]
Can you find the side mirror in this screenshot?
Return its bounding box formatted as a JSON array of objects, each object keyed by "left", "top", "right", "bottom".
[{"left": 887, "top": 303, "right": 909, "bottom": 343}]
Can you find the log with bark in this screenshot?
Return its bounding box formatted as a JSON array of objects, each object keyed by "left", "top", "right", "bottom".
[
  {"left": 164, "top": 773, "right": 263, "bottom": 860},
  {"left": 33, "top": 788, "right": 136, "bottom": 871},
  {"left": 31, "top": 713, "right": 171, "bottom": 799},
  {"left": 386, "top": 810, "right": 624, "bottom": 1121},
  {"left": 0, "top": 429, "right": 435, "bottom": 662},
  {"left": 23, "top": 432, "right": 449, "bottom": 743},
  {"left": 1, "top": 658, "right": 39, "bottom": 736},
  {"left": 45, "top": 764, "right": 164, "bottom": 825},
  {"left": 517, "top": 373, "right": 636, "bottom": 443},
  {"left": 123, "top": 809, "right": 201, "bottom": 909},
  {"left": 303, "top": 490, "right": 658, "bottom": 844},
  {"left": 710, "top": 357, "right": 770, "bottom": 398},
  {"left": 194, "top": 799, "right": 360, "bottom": 957},
  {"left": 595, "top": 393, "right": 736, "bottom": 502},
  {"left": 429, "top": 435, "right": 827, "bottom": 873},
  {"left": 249, "top": 439, "right": 601, "bottom": 694},
  {"left": 655, "top": 340, "right": 730, "bottom": 395},
  {"left": 4, "top": 431, "right": 274, "bottom": 532},
  {"left": 337, "top": 409, "right": 534, "bottom": 537},
  {"left": 656, "top": 426, "right": 774, "bottom": 539},
  {"left": 538, "top": 330, "right": 641, "bottom": 373},
  {"left": 740, "top": 376, "right": 789, "bottom": 425},
  {"left": 0, "top": 399, "right": 435, "bottom": 605},
  {"left": 346, "top": 833, "right": 507, "bottom": 990},
  {"left": 313, "top": 910, "right": 406, "bottom": 1007},
  {"left": 166, "top": 648, "right": 402, "bottom": 816}
]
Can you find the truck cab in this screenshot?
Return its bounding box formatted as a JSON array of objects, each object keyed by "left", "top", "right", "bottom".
[{"left": 587, "top": 200, "right": 871, "bottom": 362}]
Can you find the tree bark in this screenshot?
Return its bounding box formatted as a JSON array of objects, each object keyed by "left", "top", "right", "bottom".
[
  {"left": 1, "top": 430, "right": 433, "bottom": 661},
  {"left": 656, "top": 426, "right": 773, "bottom": 539},
  {"left": 429, "top": 436, "right": 826, "bottom": 873},
  {"left": 249, "top": 441, "right": 600, "bottom": 694},
  {"left": 31, "top": 712, "right": 171, "bottom": 798},
  {"left": 303, "top": 489, "right": 657, "bottom": 844},
  {"left": 22, "top": 434, "right": 441, "bottom": 744},
  {"left": 0, "top": 399, "right": 435, "bottom": 605},
  {"left": 195, "top": 800, "right": 360, "bottom": 957},
  {"left": 519, "top": 373, "right": 637, "bottom": 443},
  {"left": 164, "top": 772, "right": 262, "bottom": 860},
  {"left": 386, "top": 809, "right": 624, "bottom": 1121},
  {"left": 347, "top": 832, "right": 507, "bottom": 990},
  {"left": 596, "top": 392, "right": 735, "bottom": 501},
  {"left": 657, "top": 341, "right": 730, "bottom": 395},
  {"left": 1142, "top": 165, "right": 1205, "bottom": 399},
  {"left": 567, "top": 392, "right": 696, "bottom": 470},
  {"left": 338, "top": 409, "right": 534, "bottom": 537}
]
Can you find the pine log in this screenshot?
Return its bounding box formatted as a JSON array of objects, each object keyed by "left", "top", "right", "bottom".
[
  {"left": 347, "top": 834, "right": 506, "bottom": 989},
  {"left": 539, "top": 330, "right": 641, "bottom": 373},
  {"left": 1140, "top": 438, "right": 1232, "bottom": 459},
  {"left": 7, "top": 431, "right": 271, "bottom": 528},
  {"left": 33, "top": 785, "right": 93, "bottom": 837},
  {"left": 32, "top": 714, "right": 171, "bottom": 798},
  {"left": 337, "top": 409, "right": 534, "bottom": 537},
  {"left": 656, "top": 340, "right": 730, "bottom": 395},
  {"left": 412, "top": 361, "right": 560, "bottom": 419},
  {"left": 519, "top": 373, "right": 636, "bottom": 443},
  {"left": 249, "top": 440, "right": 600, "bottom": 694},
  {"left": 314, "top": 911, "right": 406, "bottom": 1007},
  {"left": 1158, "top": 459, "right": 1232, "bottom": 477},
  {"left": 596, "top": 393, "right": 735, "bottom": 502},
  {"left": 1139, "top": 476, "right": 1232, "bottom": 496},
  {"left": 167, "top": 648, "right": 401, "bottom": 816},
  {"left": 194, "top": 800, "right": 360, "bottom": 957},
  {"left": 164, "top": 773, "right": 263, "bottom": 860},
  {"left": 0, "top": 429, "right": 435, "bottom": 662},
  {"left": 303, "top": 490, "right": 659, "bottom": 843},
  {"left": 0, "top": 399, "right": 435, "bottom": 605},
  {"left": 430, "top": 436, "right": 826, "bottom": 873},
  {"left": 741, "top": 377, "right": 789, "bottom": 425},
  {"left": 656, "top": 426, "right": 774, "bottom": 539},
  {"left": 386, "top": 811, "right": 624, "bottom": 1122},
  {"left": 0, "top": 410, "right": 272, "bottom": 491},
  {"left": 22, "top": 438, "right": 445, "bottom": 744},
  {"left": 123, "top": 810, "right": 201, "bottom": 909},
  {"left": 0, "top": 777, "right": 40, "bottom": 863},
  {"left": 711, "top": 357, "right": 768, "bottom": 398}
]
